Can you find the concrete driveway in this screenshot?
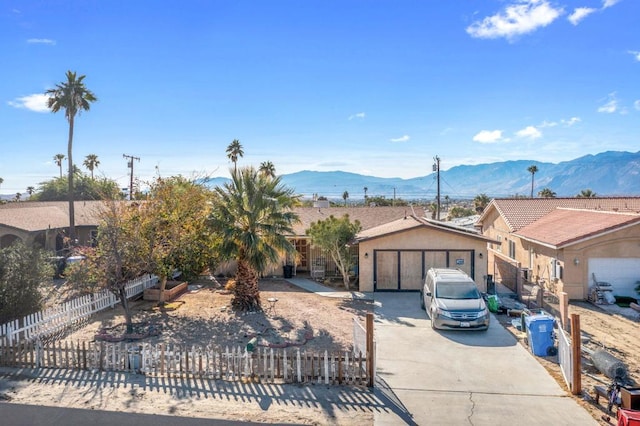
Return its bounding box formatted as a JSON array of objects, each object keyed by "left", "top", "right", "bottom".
[{"left": 373, "top": 292, "right": 597, "bottom": 425}]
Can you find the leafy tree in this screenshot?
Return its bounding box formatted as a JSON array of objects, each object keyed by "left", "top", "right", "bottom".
[
  {"left": 527, "top": 165, "right": 538, "bottom": 198},
  {"left": 0, "top": 177, "right": 3, "bottom": 190},
  {"left": 0, "top": 242, "right": 53, "bottom": 323},
  {"left": 259, "top": 161, "right": 276, "bottom": 178},
  {"left": 26, "top": 186, "right": 35, "bottom": 197},
  {"left": 365, "top": 195, "right": 408, "bottom": 207},
  {"left": 448, "top": 206, "right": 476, "bottom": 219},
  {"left": 307, "top": 214, "right": 361, "bottom": 289},
  {"left": 208, "top": 166, "right": 300, "bottom": 311},
  {"left": 46, "top": 71, "right": 97, "bottom": 243},
  {"left": 33, "top": 174, "right": 121, "bottom": 201},
  {"left": 53, "top": 154, "right": 65, "bottom": 178},
  {"left": 342, "top": 190, "right": 349, "bottom": 206},
  {"left": 538, "top": 188, "right": 556, "bottom": 198},
  {"left": 14, "top": 193, "right": 21, "bottom": 202},
  {"left": 83, "top": 154, "right": 100, "bottom": 179},
  {"left": 577, "top": 189, "right": 597, "bottom": 198},
  {"left": 473, "top": 193, "right": 491, "bottom": 213},
  {"left": 226, "top": 139, "right": 244, "bottom": 172},
  {"left": 363, "top": 186, "right": 368, "bottom": 200},
  {"left": 137, "top": 176, "right": 218, "bottom": 302}
]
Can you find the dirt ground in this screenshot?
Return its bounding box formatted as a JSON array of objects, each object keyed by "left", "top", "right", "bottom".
[{"left": 496, "top": 297, "right": 640, "bottom": 425}]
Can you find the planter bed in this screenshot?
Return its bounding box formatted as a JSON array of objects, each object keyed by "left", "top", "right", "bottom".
[{"left": 144, "top": 280, "right": 188, "bottom": 302}]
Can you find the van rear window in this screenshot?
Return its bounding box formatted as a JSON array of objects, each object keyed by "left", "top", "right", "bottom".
[{"left": 436, "top": 282, "right": 480, "bottom": 299}]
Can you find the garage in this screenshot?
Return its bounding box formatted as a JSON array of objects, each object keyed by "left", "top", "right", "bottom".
[
  {"left": 356, "top": 216, "right": 498, "bottom": 293},
  {"left": 588, "top": 258, "right": 640, "bottom": 298}
]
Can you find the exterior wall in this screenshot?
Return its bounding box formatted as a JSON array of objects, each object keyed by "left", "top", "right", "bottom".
[{"left": 358, "top": 227, "right": 489, "bottom": 292}]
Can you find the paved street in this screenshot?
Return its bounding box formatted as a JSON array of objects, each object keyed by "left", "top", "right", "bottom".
[{"left": 373, "top": 292, "right": 597, "bottom": 425}]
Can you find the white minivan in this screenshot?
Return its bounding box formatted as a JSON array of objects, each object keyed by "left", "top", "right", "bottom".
[{"left": 420, "top": 268, "right": 490, "bottom": 331}]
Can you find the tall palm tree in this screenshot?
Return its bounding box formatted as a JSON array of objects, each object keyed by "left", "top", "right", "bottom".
[
  {"left": 83, "top": 154, "right": 100, "bottom": 179},
  {"left": 577, "top": 189, "right": 597, "bottom": 198},
  {"left": 14, "top": 193, "right": 21, "bottom": 202},
  {"left": 26, "top": 186, "right": 35, "bottom": 197},
  {"left": 363, "top": 186, "right": 368, "bottom": 200},
  {"left": 342, "top": 190, "right": 349, "bottom": 206},
  {"left": 53, "top": 154, "right": 65, "bottom": 178},
  {"left": 259, "top": 160, "right": 276, "bottom": 178},
  {"left": 208, "top": 166, "right": 300, "bottom": 311},
  {"left": 527, "top": 165, "right": 538, "bottom": 198},
  {"left": 46, "top": 71, "right": 97, "bottom": 243},
  {"left": 226, "top": 139, "right": 244, "bottom": 172}
]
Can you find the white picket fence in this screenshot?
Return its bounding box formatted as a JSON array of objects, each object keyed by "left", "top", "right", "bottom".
[
  {"left": 557, "top": 325, "right": 572, "bottom": 390},
  {"left": 0, "top": 275, "right": 158, "bottom": 346}
]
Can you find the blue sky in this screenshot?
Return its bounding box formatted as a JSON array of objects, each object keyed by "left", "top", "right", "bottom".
[{"left": 1, "top": 0, "right": 639, "bottom": 194}]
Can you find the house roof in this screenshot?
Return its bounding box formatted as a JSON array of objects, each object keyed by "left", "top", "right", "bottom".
[
  {"left": 356, "top": 214, "right": 499, "bottom": 243},
  {"left": 292, "top": 206, "right": 425, "bottom": 235},
  {"left": 0, "top": 201, "right": 105, "bottom": 232},
  {"left": 479, "top": 197, "right": 640, "bottom": 232},
  {"left": 514, "top": 208, "right": 640, "bottom": 248}
]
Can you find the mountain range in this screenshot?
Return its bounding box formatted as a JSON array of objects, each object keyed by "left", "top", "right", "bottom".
[{"left": 203, "top": 150, "right": 640, "bottom": 200}]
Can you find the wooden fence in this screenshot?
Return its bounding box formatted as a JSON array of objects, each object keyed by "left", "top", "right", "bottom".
[
  {"left": 0, "top": 340, "right": 370, "bottom": 386},
  {"left": 0, "top": 275, "right": 158, "bottom": 346}
]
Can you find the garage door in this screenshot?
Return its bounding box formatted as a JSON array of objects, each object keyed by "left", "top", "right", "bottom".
[
  {"left": 374, "top": 249, "right": 474, "bottom": 291},
  {"left": 588, "top": 258, "right": 640, "bottom": 298}
]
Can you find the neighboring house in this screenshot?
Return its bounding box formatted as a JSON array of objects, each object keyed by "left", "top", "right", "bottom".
[
  {"left": 0, "top": 201, "right": 103, "bottom": 252},
  {"left": 477, "top": 198, "right": 640, "bottom": 300},
  {"left": 356, "top": 215, "right": 498, "bottom": 292}
]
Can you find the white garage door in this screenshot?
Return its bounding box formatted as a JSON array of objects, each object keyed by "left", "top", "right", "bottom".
[{"left": 588, "top": 258, "right": 640, "bottom": 298}]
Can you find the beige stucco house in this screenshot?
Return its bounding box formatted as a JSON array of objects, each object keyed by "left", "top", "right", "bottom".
[
  {"left": 355, "top": 215, "right": 498, "bottom": 292},
  {"left": 477, "top": 197, "right": 640, "bottom": 300}
]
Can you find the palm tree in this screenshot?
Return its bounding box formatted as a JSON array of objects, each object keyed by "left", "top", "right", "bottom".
[
  {"left": 527, "top": 165, "right": 538, "bottom": 198},
  {"left": 538, "top": 188, "right": 556, "bottom": 198},
  {"left": 53, "top": 154, "right": 65, "bottom": 178},
  {"left": 208, "top": 166, "right": 300, "bottom": 311},
  {"left": 342, "top": 190, "right": 349, "bottom": 206},
  {"left": 259, "top": 160, "right": 276, "bottom": 178},
  {"left": 0, "top": 177, "right": 3, "bottom": 192},
  {"left": 363, "top": 186, "right": 368, "bottom": 200},
  {"left": 26, "top": 186, "right": 35, "bottom": 197},
  {"left": 577, "top": 189, "right": 597, "bottom": 198},
  {"left": 14, "top": 193, "right": 21, "bottom": 202},
  {"left": 83, "top": 154, "right": 100, "bottom": 179},
  {"left": 226, "top": 139, "right": 244, "bottom": 172},
  {"left": 46, "top": 71, "right": 97, "bottom": 243},
  {"left": 473, "top": 193, "right": 491, "bottom": 213}
]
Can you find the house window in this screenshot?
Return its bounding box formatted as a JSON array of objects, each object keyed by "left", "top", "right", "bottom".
[
  {"left": 497, "top": 235, "right": 502, "bottom": 252},
  {"left": 508, "top": 240, "right": 516, "bottom": 259}
]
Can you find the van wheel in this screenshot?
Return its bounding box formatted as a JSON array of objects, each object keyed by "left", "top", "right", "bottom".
[{"left": 420, "top": 291, "right": 425, "bottom": 310}]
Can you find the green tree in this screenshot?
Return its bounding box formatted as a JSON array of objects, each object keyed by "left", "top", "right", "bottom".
[
  {"left": 83, "top": 154, "right": 100, "bottom": 179},
  {"left": 538, "top": 188, "right": 556, "bottom": 198},
  {"left": 0, "top": 177, "right": 3, "bottom": 190},
  {"left": 53, "top": 154, "right": 65, "bottom": 178},
  {"left": 259, "top": 161, "right": 276, "bottom": 178},
  {"left": 0, "top": 242, "right": 53, "bottom": 323},
  {"left": 208, "top": 166, "right": 300, "bottom": 311},
  {"left": 577, "top": 189, "right": 597, "bottom": 198},
  {"left": 33, "top": 174, "right": 121, "bottom": 201},
  {"left": 26, "top": 186, "right": 35, "bottom": 197},
  {"left": 365, "top": 195, "right": 408, "bottom": 207},
  {"left": 14, "top": 193, "right": 21, "bottom": 202},
  {"left": 527, "top": 165, "right": 538, "bottom": 198},
  {"left": 226, "top": 139, "right": 244, "bottom": 172},
  {"left": 342, "top": 190, "right": 349, "bottom": 206},
  {"left": 473, "top": 193, "right": 491, "bottom": 213},
  {"left": 46, "top": 71, "right": 97, "bottom": 243},
  {"left": 363, "top": 186, "right": 368, "bottom": 200},
  {"left": 448, "top": 206, "right": 476, "bottom": 219},
  {"left": 307, "top": 215, "right": 361, "bottom": 290}
]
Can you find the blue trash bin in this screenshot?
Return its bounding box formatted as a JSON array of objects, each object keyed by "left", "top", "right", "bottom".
[{"left": 524, "top": 314, "right": 555, "bottom": 356}]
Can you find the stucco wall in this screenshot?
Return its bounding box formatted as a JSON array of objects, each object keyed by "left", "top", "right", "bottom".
[{"left": 358, "top": 226, "right": 489, "bottom": 292}]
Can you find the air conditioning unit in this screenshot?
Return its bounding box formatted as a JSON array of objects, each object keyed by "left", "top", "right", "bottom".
[{"left": 550, "top": 259, "right": 563, "bottom": 280}]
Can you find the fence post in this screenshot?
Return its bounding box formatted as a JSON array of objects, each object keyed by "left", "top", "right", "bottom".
[
  {"left": 570, "top": 313, "right": 581, "bottom": 395},
  {"left": 559, "top": 292, "right": 569, "bottom": 330},
  {"left": 366, "top": 312, "right": 374, "bottom": 387}
]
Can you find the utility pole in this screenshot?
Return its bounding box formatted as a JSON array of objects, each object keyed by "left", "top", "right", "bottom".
[
  {"left": 123, "top": 154, "right": 140, "bottom": 200},
  {"left": 433, "top": 156, "right": 441, "bottom": 220}
]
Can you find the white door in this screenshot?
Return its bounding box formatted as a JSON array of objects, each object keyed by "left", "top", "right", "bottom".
[{"left": 588, "top": 258, "right": 640, "bottom": 298}]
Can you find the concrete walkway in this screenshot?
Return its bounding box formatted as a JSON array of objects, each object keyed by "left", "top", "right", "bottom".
[{"left": 285, "top": 276, "right": 373, "bottom": 300}]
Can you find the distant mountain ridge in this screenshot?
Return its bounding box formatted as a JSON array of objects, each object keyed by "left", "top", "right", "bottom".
[{"left": 202, "top": 150, "right": 640, "bottom": 200}]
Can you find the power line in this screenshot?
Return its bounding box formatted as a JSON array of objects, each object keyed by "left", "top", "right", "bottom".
[{"left": 123, "top": 154, "right": 140, "bottom": 200}]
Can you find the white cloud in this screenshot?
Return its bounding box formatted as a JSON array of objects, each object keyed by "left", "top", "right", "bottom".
[
  {"left": 562, "top": 116, "right": 581, "bottom": 126},
  {"left": 568, "top": 7, "right": 596, "bottom": 25},
  {"left": 634, "top": 100, "right": 640, "bottom": 111},
  {"left": 389, "top": 135, "right": 410, "bottom": 143},
  {"left": 516, "top": 125, "right": 542, "bottom": 139},
  {"left": 466, "top": 0, "right": 563, "bottom": 41},
  {"left": 472, "top": 130, "right": 504, "bottom": 143},
  {"left": 598, "top": 92, "right": 619, "bottom": 114},
  {"left": 628, "top": 51, "right": 640, "bottom": 62},
  {"left": 602, "top": 0, "right": 621, "bottom": 9},
  {"left": 539, "top": 120, "right": 558, "bottom": 128},
  {"left": 348, "top": 112, "right": 365, "bottom": 120},
  {"left": 27, "top": 38, "right": 56, "bottom": 45},
  {"left": 7, "top": 94, "right": 49, "bottom": 112}
]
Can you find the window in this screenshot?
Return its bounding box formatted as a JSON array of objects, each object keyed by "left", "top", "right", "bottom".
[{"left": 508, "top": 240, "right": 516, "bottom": 259}]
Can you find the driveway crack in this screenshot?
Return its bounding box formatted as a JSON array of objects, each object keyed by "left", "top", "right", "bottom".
[{"left": 467, "top": 392, "right": 476, "bottom": 425}]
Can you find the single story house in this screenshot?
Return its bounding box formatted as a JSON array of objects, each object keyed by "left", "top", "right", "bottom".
[{"left": 476, "top": 197, "right": 640, "bottom": 300}]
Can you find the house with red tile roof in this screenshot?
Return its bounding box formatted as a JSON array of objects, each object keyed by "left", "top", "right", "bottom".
[{"left": 477, "top": 197, "right": 640, "bottom": 300}]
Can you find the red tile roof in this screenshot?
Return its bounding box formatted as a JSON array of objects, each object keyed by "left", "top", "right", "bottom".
[
  {"left": 514, "top": 208, "right": 640, "bottom": 248},
  {"left": 483, "top": 197, "right": 640, "bottom": 232}
]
